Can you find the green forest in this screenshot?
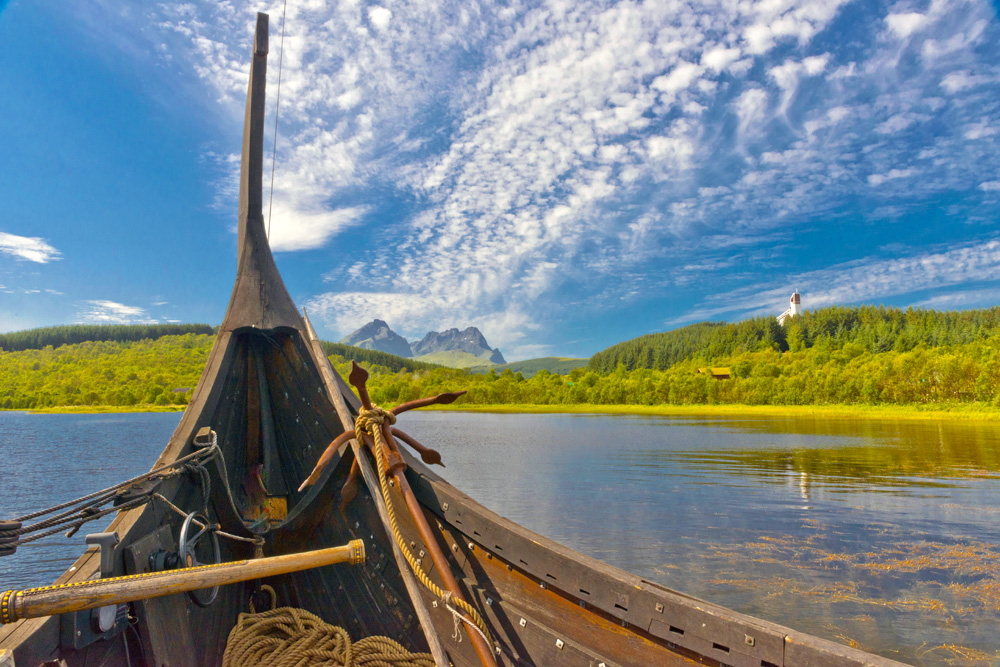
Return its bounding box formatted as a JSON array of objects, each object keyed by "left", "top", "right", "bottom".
[{"left": 1, "top": 306, "right": 999, "bottom": 411}]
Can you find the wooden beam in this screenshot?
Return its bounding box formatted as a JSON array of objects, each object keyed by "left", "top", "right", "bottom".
[{"left": 2, "top": 540, "right": 363, "bottom": 624}]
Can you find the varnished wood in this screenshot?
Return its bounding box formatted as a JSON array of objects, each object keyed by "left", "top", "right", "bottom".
[{"left": 5, "top": 541, "right": 363, "bottom": 623}]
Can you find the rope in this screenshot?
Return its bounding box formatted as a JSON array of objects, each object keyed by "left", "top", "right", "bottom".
[
  {"left": 354, "top": 406, "right": 495, "bottom": 653},
  {"left": 266, "top": 0, "right": 288, "bottom": 241},
  {"left": 1, "top": 446, "right": 222, "bottom": 553},
  {"left": 223, "top": 586, "right": 434, "bottom": 667}
]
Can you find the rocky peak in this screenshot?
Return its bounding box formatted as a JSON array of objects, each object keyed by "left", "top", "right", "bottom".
[
  {"left": 339, "top": 319, "right": 412, "bottom": 358},
  {"left": 411, "top": 326, "right": 506, "bottom": 364}
]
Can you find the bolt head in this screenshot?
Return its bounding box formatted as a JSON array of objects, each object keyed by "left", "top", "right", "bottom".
[
  {"left": 519, "top": 618, "right": 526, "bottom": 628},
  {"left": 555, "top": 639, "right": 564, "bottom": 649}
]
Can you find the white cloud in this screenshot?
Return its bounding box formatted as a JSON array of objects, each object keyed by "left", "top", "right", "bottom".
[
  {"left": 671, "top": 238, "right": 1000, "bottom": 324},
  {"left": 0, "top": 232, "right": 61, "bottom": 263},
  {"left": 886, "top": 12, "right": 928, "bottom": 39},
  {"left": 980, "top": 181, "right": 1000, "bottom": 191},
  {"left": 868, "top": 168, "right": 916, "bottom": 186},
  {"left": 368, "top": 7, "right": 392, "bottom": 32},
  {"left": 78, "top": 300, "right": 156, "bottom": 324},
  {"left": 701, "top": 46, "right": 741, "bottom": 71},
  {"left": 266, "top": 201, "right": 368, "bottom": 252}
]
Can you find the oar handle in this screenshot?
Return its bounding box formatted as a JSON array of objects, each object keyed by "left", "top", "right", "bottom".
[{"left": 1, "top": 539, "right": 364, "bottom": 624}]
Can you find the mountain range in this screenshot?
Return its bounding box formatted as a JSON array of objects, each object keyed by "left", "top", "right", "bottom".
[{"left": 340, "top": 320, "right": 506, "bottom": 367}]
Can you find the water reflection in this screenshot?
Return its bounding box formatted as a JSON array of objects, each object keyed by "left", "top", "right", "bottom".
[{"left": 403, "top": 412, "right": 1000, "bottom": 666}]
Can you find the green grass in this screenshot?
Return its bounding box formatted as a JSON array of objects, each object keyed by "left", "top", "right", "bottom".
[
  {"left": 413, "top": 350, "right": 496, "bottom": 368},
  {"left": 16, "top": 401, "right": 1000, "bottom": 422},
  {"left": 426, "top": 402, "right": 1000, "bottom": 422},
  {"left": 22, "top": 405, "right": 186, "bottom": 414}
]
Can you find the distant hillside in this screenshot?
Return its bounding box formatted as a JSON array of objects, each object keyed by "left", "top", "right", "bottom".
[
  {"left": 412, "top": 350, "right": 494, "bottom": 368},
  {"left": 411, "top": 327, "right": 505, "bottom": 365},
  {"left": 319, "top": 342, "right": 441, "bottom": 373},
  {"left": 469, "top": 357, "right": 589, "bottom": 378},
  {"left": 0, "top": 324, "right": 215, "bottom": 352},
  {"left": 590, "top": 305, "right": 1000, "bottom": 372}
]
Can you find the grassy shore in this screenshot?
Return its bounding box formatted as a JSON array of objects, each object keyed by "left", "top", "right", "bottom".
[
  {"left": 427, "top": 402, "right": 1000, "bottom": 422},
  {"left": 24, "top": 405, "right": 185, "bottom": 414},
  {"left": 13, "top": 402, "right": 1000, "bottom": 422}
]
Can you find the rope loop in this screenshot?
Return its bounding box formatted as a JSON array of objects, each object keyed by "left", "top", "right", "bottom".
[{"left": 355, "top": 405, "right": 397, "bottom": 439}]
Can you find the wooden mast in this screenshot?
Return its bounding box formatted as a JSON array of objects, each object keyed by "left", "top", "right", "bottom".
[{"left": 222, "top": 12, "right": 303, "bottom": 333}]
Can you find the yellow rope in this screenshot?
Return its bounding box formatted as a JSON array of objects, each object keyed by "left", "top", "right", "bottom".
[
  {"left": 355, "top": 406, "right": 496, "bottom": 653},
  {"left": 222, "top": 604, "right": 435, "bottom": 667}
]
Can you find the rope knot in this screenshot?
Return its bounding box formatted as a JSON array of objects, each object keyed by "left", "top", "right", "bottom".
[{"left": 355, "top": 406, "right": 396, "bottom": 438}]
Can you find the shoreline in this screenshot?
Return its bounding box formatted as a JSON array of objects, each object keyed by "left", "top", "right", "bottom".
[
  {"left": 425, "top": 402, "right": 1000, "bottom": 422},
  {"left": 11, "top": 402, "right": 1000, "bottom": 421}
]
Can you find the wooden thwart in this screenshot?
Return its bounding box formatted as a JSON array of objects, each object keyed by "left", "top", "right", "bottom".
[{"left": 1, "top": 540, "right": 364, "bottom": 624}]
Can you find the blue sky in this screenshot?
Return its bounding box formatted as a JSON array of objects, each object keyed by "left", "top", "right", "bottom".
[{"left": 1, "top": 0, "right": 999, "bottom": 360}]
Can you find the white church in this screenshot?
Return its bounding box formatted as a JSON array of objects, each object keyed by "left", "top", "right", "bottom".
[{"left": 776, "top": 291, "right": 802, "bottom": 326}]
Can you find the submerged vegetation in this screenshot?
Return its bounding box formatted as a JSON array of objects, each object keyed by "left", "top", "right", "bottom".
[{"left": 2, "top": 305, "right": 999, "bottom": 413}]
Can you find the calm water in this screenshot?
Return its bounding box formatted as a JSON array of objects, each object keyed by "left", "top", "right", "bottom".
[{"left": 2, "top": 410, "right": 999, "bottom": 665}]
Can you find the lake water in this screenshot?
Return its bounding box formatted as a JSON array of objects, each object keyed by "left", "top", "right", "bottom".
[{"left": 2, "top": 410, "right": 998, "bottom": 666}]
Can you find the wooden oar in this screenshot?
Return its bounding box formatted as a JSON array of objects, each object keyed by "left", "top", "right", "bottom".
[{"left": 1, "top": 539, "right": 364, "bottom": 624}]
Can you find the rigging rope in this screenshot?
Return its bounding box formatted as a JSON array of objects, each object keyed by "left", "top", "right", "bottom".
[
  {"left": 1, "top": 442, "right": 260, "bottom": 555},
  {"left": 354, "top": 406, "right": 496, "bottom": 654},
  {"left": 223, "top": 585, "right": 434, "bottom": 667},
  {"left": 266, "top": 0, "right": 289, "bottom": 241}
]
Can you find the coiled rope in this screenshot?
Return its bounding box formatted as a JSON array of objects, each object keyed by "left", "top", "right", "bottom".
[
  {"left": 355, "top": 406, "right": 495, "bottom": 653},
  {"left": 223, "top": 585, "right": 434, "bottom": 667}
]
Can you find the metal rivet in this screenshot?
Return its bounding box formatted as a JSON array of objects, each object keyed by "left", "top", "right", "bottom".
[
  {"left": 355, "top": 522, "right": 360, "bottom": 529},
  {"left": 745, "top": 634, "right": 755, "bottom": 647},
  {"left": 419, "top": 549, "right": 425, "bottom": 558},
  {"left": 496, "top": 647, "right": 502, "bottom": 655},
  {"left": 442, "top": 502, "right": 449, "bottom": 511},
  {"left": 540, "top": 582, "right": 546, "bottom": 589},
  {"left": 655, "top": 603, "right": 664, "bottom": 613},
  {"left": 468, "top": 543, "right": 474, "bottom": 550},
  {"left": 622, "top": 620, "right": 629, "bottom": 628},
  {"left": 555, "top": 639, "right": 564, "bottom": 649},
  {"left": 452, "top": 544, "right": 459, "bottom": 552},
  {"left": 578, "top": 600, "right": 586, "bottom": 608},
  {"left": 599, "top": 663, "right": 606, "bottom": 667},
  {"left": 486, "top": 597, "right": 493, "bottom": 606},
  {"left": 519, "top": 618, "right": 526, "bottom": 628},
  {"left": 432, "top": 601, "right": 438, "bottom": 608}
]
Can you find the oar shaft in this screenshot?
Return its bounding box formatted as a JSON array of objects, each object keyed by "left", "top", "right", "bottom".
[{"left": 1, "top": 539, "right": 364, "bottom": 624}]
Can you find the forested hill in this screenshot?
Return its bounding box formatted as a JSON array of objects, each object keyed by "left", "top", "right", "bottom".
[
  {"left": 590, "top": 305, "right": 1000, "bottom": 372},
  {"left": 319, "top": 342, "right": 441, "bottom": 373},
  {"left": 0, "top": 324, "right": 215, "bottom": 352}
]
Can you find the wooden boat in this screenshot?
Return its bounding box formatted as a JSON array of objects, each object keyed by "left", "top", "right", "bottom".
[{"left": 0, "top": 14, "right": 909, "bottom": 667}]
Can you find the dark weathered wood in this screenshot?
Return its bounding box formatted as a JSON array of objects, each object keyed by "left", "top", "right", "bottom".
[{"left": 303, "top": 310, "right": 451, "bottom": 667}]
